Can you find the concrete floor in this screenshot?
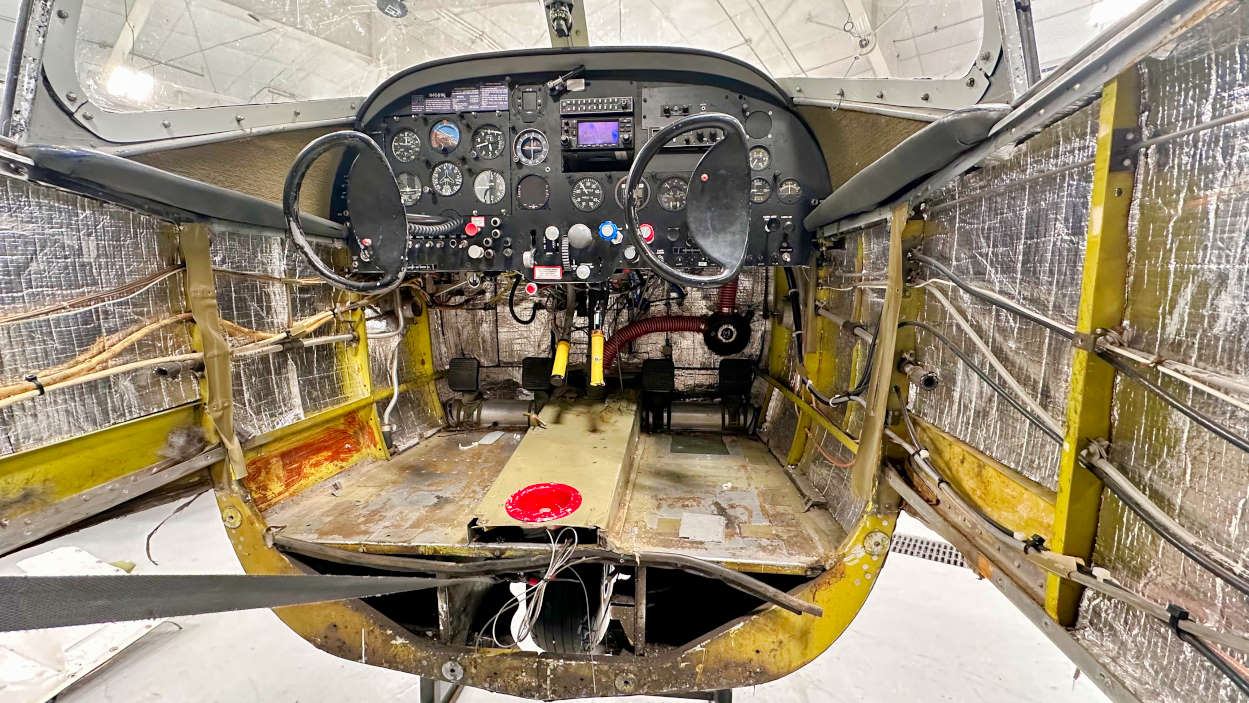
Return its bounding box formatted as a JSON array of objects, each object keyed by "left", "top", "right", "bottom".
[{"left": 0, "top": 494, "right": 1110, "bottom": 702}]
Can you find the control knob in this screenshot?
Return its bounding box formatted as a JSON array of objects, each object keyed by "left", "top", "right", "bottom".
[
  {"left": 468, "top": 244, "right": 485, "bottom": 260},
  {"left": 575, "top": 263, "right": 592, "bottom": 280},
  {"left": 544, "top": 225, "right": 561, "bottom": 241},
  {"left": 568, "top": 223, "right": 594, "bottom": 249}
]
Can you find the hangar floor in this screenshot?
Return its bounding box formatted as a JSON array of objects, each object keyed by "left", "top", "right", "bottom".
[{"left": 0, "top": 492, "right": 1110, "bottom": 703}]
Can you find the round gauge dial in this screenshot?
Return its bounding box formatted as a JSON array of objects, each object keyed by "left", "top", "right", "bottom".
[
  {"left": 749, "top": 177, "right": 772, "bottom": 204},
  {"left": 571, "top": 177, "right": 604, "bottom": 212},
  {"left": 515, "top": 129, "right": 549, "bottom": 166},
  {"left": 471, "top": 125, "right": 504, "bottom": 159},
  {"left": 396, "top": 172, "right": 422, "bottom": 206},
  {"left": 516, "top": 174, "right": 549, "bottom": 210},
  {"left": 748, "top": 146, "right": 771, "bottom": 171},
  {"left": 391, "top": 129, "right": 420, "bottom": 162},
  {"left": 658, "top": 176, "right": 688, "bottom": 212},
  {"left": 473, "top": 169, "right": 506, "bottom": 205},
  {"left": 431, "top": 162, "right": 462, "bottom": 196},
  {"left": 777, "top": 178, "right": 803, "bottom": 204},
  {"left": 429, "top": 119, "right": 461, "bottom": 154},
  {"left": 615, "top": 176, "right": 650, "bottom": 209}
]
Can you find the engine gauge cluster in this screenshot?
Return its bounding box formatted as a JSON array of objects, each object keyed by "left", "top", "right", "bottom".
[
  {"left": 571, "top": 177, "right": 604, "bottom": 212},
  {"left": 748, "top": 146, "right": 770, "bottom": 171},
  {"left": 657, "top": 176, "right": 688, "bottom": 212},
  {"left": 615, "top": 176, "right": 650, "bottom": 209},
  {"left": 749, "top": 177, "right": 772, "bottom": 204},
  {"left": 353, "top": 73, "right": 827, "bottom": 282}
]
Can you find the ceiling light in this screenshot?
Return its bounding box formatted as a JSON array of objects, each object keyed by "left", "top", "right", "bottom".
[{"left": 106, "top": 65, "right": 154, "bottom": 103}]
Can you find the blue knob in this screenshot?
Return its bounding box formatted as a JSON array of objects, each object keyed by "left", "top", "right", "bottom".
[{"left": 598, "top": 221, "right": 619, "bottom": 241}]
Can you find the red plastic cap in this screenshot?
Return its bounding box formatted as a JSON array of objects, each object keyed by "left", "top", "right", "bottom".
[
  {"left": 505, "top": 482, "right": 583, "bottom": 522},
  {"left": 524, "top": 282, "right": 538, "bottom": 295},
  {"left": 639, "top": 223, "right": 655, "bottom": 243},
  {"left": 464, "top": 221, "right": 480, "bottom": 236}
]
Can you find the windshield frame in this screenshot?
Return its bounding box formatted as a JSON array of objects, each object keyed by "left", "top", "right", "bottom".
[{"left": 19, "top": 0, "right": 1016, "bottom": 152}]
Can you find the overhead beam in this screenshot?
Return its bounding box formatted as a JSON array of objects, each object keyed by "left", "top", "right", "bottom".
[{"left": 543, "top": 0, "right": 589, "bottom": 48}]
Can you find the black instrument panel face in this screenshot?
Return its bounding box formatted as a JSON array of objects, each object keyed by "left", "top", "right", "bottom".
[{"left": 346, "top": 73, "right": 829, "bottom": 283}]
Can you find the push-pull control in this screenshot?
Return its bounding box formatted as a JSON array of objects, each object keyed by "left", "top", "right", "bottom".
[{"left": 568, "top": 223, "right": 594, "bottom": 249}]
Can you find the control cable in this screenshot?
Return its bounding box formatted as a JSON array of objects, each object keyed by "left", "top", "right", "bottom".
[
  {"left": 885, "top": 466, "right": 1249, "bottom": 695},
  {"left": 910, "top": 252, "right": 1249, "bottom": 454},
  {"left": 898, "top": 318, "right": 1249, "bottom": 599}
]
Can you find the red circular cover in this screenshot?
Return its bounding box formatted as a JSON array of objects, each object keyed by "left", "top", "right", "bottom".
[{"left": 505, "top": 483, "right": 582, "bottom": 522}]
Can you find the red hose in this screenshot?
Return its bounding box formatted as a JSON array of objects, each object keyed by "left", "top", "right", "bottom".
[
  {"left": 603, "top": 316, "right": 705, "bottom": 369},
  {"left": 716, "top": 278, "right": 739, "bottom": 313}
]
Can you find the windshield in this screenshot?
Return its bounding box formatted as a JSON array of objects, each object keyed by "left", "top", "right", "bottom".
[{"left": 70, "top": 0, "right": 1008, "bottom": 113}]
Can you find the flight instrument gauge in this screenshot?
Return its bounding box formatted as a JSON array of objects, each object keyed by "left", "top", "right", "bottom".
[
  {"left": 431, "top": 162, "right": 463, "bottom": 196},
  {"left": 396, "top": 172, "right": 422, "bottom": 206},
  {"left": 429, "top": 119, "right": 461, "bottom": 153},
  {"left": 749, "top": 177, "right": 772, "bottom": 204},
  {"left": 777, "top": 178, "right": 803, "bottom": 204},
  {"left": 658, "top": 176, "right": 688, "bottom": 212},
  {"left": 515, "top": 129, "right": 548, "bottom": 166},
  {"left": 516, "top": 174, "right": 549, "bottom": 209},
  {"left": 473, "top": 170, "right": 506, "bottom": 205},
  {"left": 472, "top": 125, "right": 504, "bottom": 159},
  {"left": 615, "top": 176, "right": 650, "bottom": 209},
  {"left": 571, "top": 177, "right": 604, "bottom": 212},
  {"left": 748, "top": 146, "right": 771, "bottom": 171},
  {"left": 391, "top": 129, "right": 420, "bottom": 162}
]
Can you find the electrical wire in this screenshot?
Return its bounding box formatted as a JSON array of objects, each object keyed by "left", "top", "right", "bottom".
[
  {"left": 508, "top": 275, "right": 537, "bottom": 325},
  {"left": 898, "top": 319, "right": 1064, "bottom": 443},
  {"left": 911, "top": 252, "right": 1249, "bottom": 452},
  {"left": 899, "top": 315, "right": 1249, "bottom": 603}
]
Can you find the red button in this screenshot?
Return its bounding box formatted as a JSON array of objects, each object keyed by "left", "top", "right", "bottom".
[
  {"left": 639, "top": 223, "right": 655, "bottom": 243},
  {"left": 524, "top": 282, "right": 538, "bottom": 295},
  {"left": 505, "top": 483, "right": 583, "bottom": 522},
  {"left": 464, "top": 221, "right": 479, "bottom": 236}
]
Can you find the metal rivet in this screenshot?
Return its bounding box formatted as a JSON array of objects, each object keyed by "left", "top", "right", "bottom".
[
  {"left": 875, "top": 91, "right": 884, "bottom": 99},
  {"left": 56, "top": 8, "right": 69, "bottom": 18},
  {"left": 965, "top": 77, "right": 976, "bottom": 87},
  {"left": 235, "top": 114, "right": 244, "bottom": 122},
  {"left": 221, "top": 506, "right": 242, "bottom": 529},
  {"left": 161, "top": 120, "right": 171, "bottom": 128},
  {"left": 920, "top": 93, "right": 930, "bottom": 101},
  {"left": 66, "top": 91, "right": 78, "bottom": 102}
]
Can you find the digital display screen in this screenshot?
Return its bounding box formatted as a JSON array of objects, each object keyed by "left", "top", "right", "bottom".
[{"left": 578, "top": 120, "right": 620, "bottom": 147}]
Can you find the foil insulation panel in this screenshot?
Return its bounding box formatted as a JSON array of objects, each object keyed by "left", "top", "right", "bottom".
[
  {"left": 367, "top": 309, "right": 441, "bottom": 450},
  {"left": 208, "top": 226, "right": 354, "bottom": 440},
  {"left": 909, "top": 102, "right": 1100, "bottom": 489},
  {"left": 0, "top": 178, "right": 197, "bottom": 455},
  {"left": 1074, "top": 5, "right": 1249, "bottom": 700}
]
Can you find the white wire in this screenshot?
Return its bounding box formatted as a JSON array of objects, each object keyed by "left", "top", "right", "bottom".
[{"left": 918, "top": 282, "right": 1063, "bottom": 435}]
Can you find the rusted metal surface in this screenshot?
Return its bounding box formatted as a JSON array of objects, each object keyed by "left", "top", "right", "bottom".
[
  {"left": 263, "top": 429, "right": 523, "bottom": 550},
  {"left": 242, "top": 407, "right": 384, "bottom": 511},
  {"left": 218, "top": 476, "right": 898, "bottom": 700},
  {"left": 606, "top": 434, "right": 845, "bottom": 575}
]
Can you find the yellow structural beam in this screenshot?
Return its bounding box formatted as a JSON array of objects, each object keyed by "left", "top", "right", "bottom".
[
  {"left": 1046, "top": 69, "right": 1140, "bottom": 625},
  {"left": 0, "top": 404, "right": 200, "bottom": 524}
]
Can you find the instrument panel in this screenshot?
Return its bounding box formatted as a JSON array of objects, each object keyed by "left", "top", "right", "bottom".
[{"left": 341, "top": 63, "right": 829, "bottom": 283}]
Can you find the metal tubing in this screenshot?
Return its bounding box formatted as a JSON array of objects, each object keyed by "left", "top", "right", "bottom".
[{"left": 1080, "top": 448, "right": 1249, "bottom": 598}]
